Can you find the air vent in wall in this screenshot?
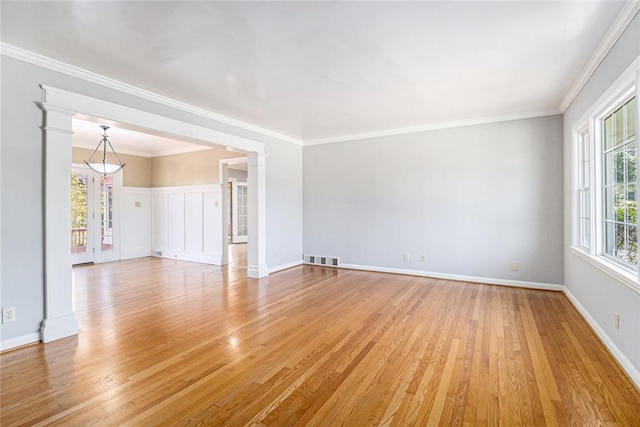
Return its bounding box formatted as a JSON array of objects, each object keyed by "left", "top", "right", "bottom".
[{"left": 304, "top": 255, "right": 340, "bottom": 266}]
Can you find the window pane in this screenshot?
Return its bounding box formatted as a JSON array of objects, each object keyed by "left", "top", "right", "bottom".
[
  {"left": 602, "top": 97, "right": 637, "bottom": 267},
  {"left": 628, "top": 225, "right": 638, "bottom": 265},
  {"left": 616, "top": 149, "right": 625, "bottom": 184},
  {"left": 606, "top": 221, "right": 615, "bottom": 255},
  {"left": 627, "top": 187, "right": 638, "bottom": 229},
  {"left": 580, "top": 190, "right": 589, "bottom": 218},
  {"left": 616, "top": 185, "right": 625, "bottom": 222},
  {"left": 581, "top": 218, "right": 590, "bottom": 247},
  {"left": 585, "top": 162, "right": 590, "bottom": 187},
  {"left": 626, "top": 97, "right": 636, "bottom": 139},
  {"left": 605, "top": 151, "right": 615, "bottom": 184},
  {"left": 605, "top": 186, "right": 614, "bottom": 220},
  {"left": 615, "top": 108, "right": 625, "bottom": 146},
  {"left": 615, "top": 222, "right": 625, "bottom": 258},
  {"left": 626, "top": 145, "right": 636, "bottom": 183},
  {"left": 584, "top": 133, "right": 590, "bottom": 161},
  {"left": 604, "top": 115, "right": 614, "bottom": 150}
]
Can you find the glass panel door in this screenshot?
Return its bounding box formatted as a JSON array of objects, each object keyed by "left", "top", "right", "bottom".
[
  {"left": 100, "top": 175, "right": 114, "bottom": 252},
  {"left": 71, "top": 169, "right": 92, "bottom": 264},
  {"left": 93, "top": 173, "right": 120, "bottom": 263},
  {"left": 232, "top": 182, "right": 248, "bottom": 243}
]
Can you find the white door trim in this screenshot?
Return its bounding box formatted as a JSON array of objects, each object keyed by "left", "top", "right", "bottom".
[
  {"left": 219, "top": 157, "right": 250, "bottom": 265},
  {"left": 40, "top": 86, "right": 268, "bottom": 343},
  {"left": 71, "top": 165, "right": 93, "bottom": 265},
  {"left": 232, "top": 182, "right": 248, "bottom": 244}
]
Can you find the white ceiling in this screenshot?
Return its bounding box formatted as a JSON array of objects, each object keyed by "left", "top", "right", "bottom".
[
  {"left": 0, "top": 1, "right": 630, "bottom": 143},
  {"left": 72, "top": 117, "right": 214, "bottom": 158}
]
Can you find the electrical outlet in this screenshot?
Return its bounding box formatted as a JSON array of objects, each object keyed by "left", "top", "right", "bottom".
[
  {"left": 403, "top": 253, "right": 410, "bottom": 262},
  {"left": 614, "top": 312, "right": 620, "bottom": 329},
  {"left": 2, "top": 307, "right": 16, "bottom": 323},
  {"left": 420, "top": 255, "right": 427, "bottom": 263},
  {"left": 511, "top": 261, "right": 519, "bottom": 271}
]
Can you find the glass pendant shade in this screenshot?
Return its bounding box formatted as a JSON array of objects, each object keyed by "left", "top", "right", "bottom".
[
  {"left": 84, "top": 125, "right": 126, "bottom": 176},
  {"left": 87, "top": 162, "right": 123, "bottom": 175}
]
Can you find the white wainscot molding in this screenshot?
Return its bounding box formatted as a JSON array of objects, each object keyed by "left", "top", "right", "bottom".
[
  {"left": 151, "top": 185, "right": 222, "bottom": 265},
  {"left": 120, "top": 187, "right": 152, "bottom": 260}
]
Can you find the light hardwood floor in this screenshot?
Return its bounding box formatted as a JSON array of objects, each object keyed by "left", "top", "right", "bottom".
[{"left": 1, "top": 258, "right": 639, "bottom": 426}]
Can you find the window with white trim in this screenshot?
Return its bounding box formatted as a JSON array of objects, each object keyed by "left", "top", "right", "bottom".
[
  {"left": 602, "top": 97, "right": 636, "bottom": 267},
  {"left": 577, "top": 129, "right": 590, "bottom": 249},
  {"left": 573, "top": 89, "right": 637, "bottom": 280}
]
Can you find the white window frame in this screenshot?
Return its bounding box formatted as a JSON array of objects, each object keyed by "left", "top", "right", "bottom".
[
  {"left": 599, "top": 95, "right": 637, "bottom": 269},
  {"left": 571, "top": 58, "right": 640, "bottom": 294},
  {"left": 576, "top": 127, "right": 592, "bottom": 250}
]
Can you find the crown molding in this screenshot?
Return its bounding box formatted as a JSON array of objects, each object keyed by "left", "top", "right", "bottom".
[
  {"left": 71, "top": 141, "right": 214, "bottom": 158},
  {"left": 304, "top": 109, "right": 561, "bottom": 146},
  {"left": 559, "top": 1, "right": 640, "bottom": 113},
  {"left": 0, "top": 43, "right": 304, "bottom": 147}
]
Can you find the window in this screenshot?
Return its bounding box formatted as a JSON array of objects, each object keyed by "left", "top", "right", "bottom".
[
  {"left": 603, "top": 97, "right": 636, "bottom": 267},
  {"left": 574, "top": 88, "right": 637, "bottom": 283},
  {"left": 577, "top": 129, "right": 590, "bottom": 248}
]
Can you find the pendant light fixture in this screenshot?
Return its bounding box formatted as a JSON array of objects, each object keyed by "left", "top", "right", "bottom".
[{"left": 84, "top": 125, "right": 126, "bottom": 176}]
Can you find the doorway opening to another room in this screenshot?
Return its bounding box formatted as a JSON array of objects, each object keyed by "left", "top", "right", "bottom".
[
  {"left": 220, "top": 157, "right": 249, "bottom": 269},
  {"left": 71, "top": 165, "right": 121, "bottom": 265}
]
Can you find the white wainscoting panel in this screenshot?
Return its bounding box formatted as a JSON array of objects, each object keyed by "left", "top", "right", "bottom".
[
  {"left": 151, "top": 185, "right": 222, "bottom": 264},
  {"left": 167, "top": 193, "right": 185, "bottom": 251},
  {"left": 152, "top": 192, "right": 167, "bottom": 250},
  {"left": 120, "top": 187, "right": 152, "bottom": 260},
  {"left": 185, "top": 193, "right": 203, "bottom": 253},
  {"left": 203, "top": 192, "right": 219, "bottom": 255}
]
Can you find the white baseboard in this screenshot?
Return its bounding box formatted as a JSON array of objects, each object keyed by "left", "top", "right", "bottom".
[
  {"left": 563, "top": 287, "right": 640, "bottom": 389},
  {"left": 248, "top": 263, "right": 269, "bottom": 278},
  {"left": 333, "top": 263, "right": 564, "bottom": 291},
  {"left": 269, "top": 260, "right": 304, "bottom": 274},
  {"left": 0, "top": 332, "right": 40, "bottom": 352},
  {"left": 153, "top": 252, "right": 222, "bottom": 265},
  {"left": 120, "top": 247, "right": 151, "bottom": 260},
  {"left": 40, "top": 313, "right": 79, "bottom": 343}
]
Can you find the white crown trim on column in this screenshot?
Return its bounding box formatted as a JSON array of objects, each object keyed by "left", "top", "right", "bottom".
[
  {"left": 560, "top": 2, "right": 640, "bottom": 112},
  {"left": 0, "top": 43, "right": 303, "bottom": 147}
]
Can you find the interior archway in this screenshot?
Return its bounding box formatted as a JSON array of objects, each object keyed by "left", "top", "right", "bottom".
[{"left": 40, "top": 85, "right": 268, "bottom": 343}]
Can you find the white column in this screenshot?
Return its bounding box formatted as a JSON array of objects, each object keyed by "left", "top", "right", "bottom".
[
  {"left": 40, "top": 105, "right": 79, "bottom": 343},
  {"left": 220, "top": 163, "right": 230, "bottom": 265},
  {"left": 247, "top": 152, "right": 268, "bottom": 278}
]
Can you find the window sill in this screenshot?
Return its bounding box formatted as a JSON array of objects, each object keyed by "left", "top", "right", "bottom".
[{"left": 571, "top": 246, "right": 640, "bottom": 295}]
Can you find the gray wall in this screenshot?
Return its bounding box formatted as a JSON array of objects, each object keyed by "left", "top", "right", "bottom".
[
  {"left": 563, "top": 13, "right": 640, "bottom": 374},
  {"left": 303, "top": 115, "right": 564, "bottom": 285},
  {"left": 0, "top": 56, "right": 303, "bottom": 343}
]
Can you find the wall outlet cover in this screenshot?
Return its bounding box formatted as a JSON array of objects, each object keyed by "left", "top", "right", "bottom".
[{"left": 2, "top": 307, "right": 16, "bottom": 323}]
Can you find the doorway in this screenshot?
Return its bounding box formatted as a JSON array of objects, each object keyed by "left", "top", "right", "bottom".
[
  {"left": 41, "top": 85, "right": 268, "bottom": 343},
  {"left": 71, "top": 165, "right": 121, "bottom": 265}
]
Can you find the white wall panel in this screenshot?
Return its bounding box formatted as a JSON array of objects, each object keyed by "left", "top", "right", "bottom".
[
  {"left": 151, "top": 185, "right": 222, "bottom": 264},
  {"left": 203, "top": 192, "right": 219, "bottom": 256},
  {"left": 152, "top": 193, "right": 167, "bottom": 250},
  {"left": 121, "top": 187, "right": 151, "bottom": 259},
  {"left": 167, "top": 193, "right": 185, "bottom": 251},
  {"left": 185, "top": 193, "right": 203, "bottom": 253}
]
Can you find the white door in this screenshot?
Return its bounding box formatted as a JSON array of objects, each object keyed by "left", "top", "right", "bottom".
[
  {"left": 71, "top": 168, "right": 92, "bottom": 264},
  {"left": 232, "top": 181, "right": 248, "bottom": 243},
  {"left": 93, "top": 173, "right": 120, "bottom": 263},
  {"left": 71, "top": 166, "right": 121, "bottom": 264}
]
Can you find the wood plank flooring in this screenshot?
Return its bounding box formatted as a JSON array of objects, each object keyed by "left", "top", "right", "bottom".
[{"left": 1, "top": 258, "right": 639, "bottom": 425}]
